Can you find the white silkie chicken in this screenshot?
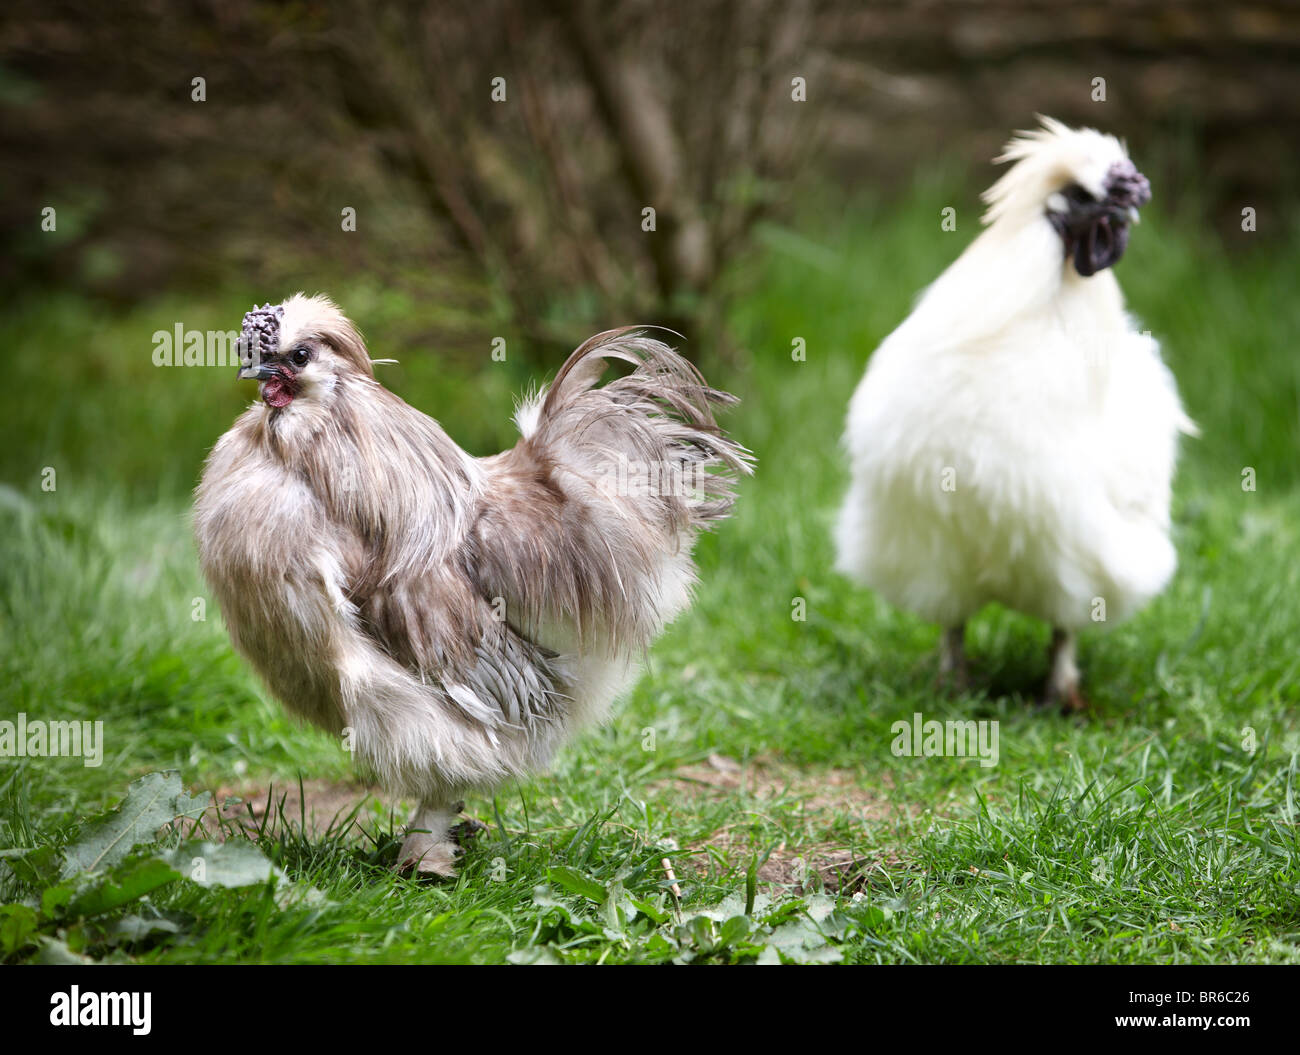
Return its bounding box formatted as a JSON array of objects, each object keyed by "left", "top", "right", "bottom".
[{"left": 835, "top": 117, "right": 1195, "bottom": 710}]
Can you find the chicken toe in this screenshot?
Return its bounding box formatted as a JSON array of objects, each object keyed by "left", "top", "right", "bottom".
[{"left": 397, "top": 802, "right": 464, "bottom": 878}]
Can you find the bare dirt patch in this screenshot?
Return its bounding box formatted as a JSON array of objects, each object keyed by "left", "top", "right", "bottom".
[
  {"left": 170, "top": 757, "right": 918, "bottom": 894},
  {"left": 176, "top": 778, "right": 387, "bottom": 842},
  {"left": 653, "top": 754, "right": 915, "bottom": 893}
]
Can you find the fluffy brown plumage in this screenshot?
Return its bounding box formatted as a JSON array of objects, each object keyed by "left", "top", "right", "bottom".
[{"left": 194, "top": 294, "right": 750, "bottom": 874}]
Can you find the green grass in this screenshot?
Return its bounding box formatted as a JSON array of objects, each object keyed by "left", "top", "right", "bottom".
[{"left": 2, "top": 189, "right": 1299, "bottom": 963}]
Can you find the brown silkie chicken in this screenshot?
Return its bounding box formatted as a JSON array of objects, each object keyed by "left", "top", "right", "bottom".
[{"left": 195, "top": 295, "right": 750, "bottom": 875}]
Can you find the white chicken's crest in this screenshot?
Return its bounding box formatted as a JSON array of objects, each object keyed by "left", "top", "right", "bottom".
[{"left": 981, "top": 115, "right": 1131, "bottom": 226}]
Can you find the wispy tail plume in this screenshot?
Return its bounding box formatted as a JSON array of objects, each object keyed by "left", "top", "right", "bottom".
[{"left": 519, "top": 327, "right": 753, "bottom": 532}]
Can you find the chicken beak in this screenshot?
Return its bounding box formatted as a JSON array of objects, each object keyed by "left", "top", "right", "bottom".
[{"left": 237, "top": 363, "right": 278, "bottom": 381}]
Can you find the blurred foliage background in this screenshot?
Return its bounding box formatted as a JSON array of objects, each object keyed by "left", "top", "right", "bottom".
[
  {"left": 3, "top": 6, "right": 1300, "bottom": 966},
  {"left": 1, "top": 0, "right": 1298, "bottom": 500},
  {"left": 2, "top": 0, "right": 1298, "bottom": 356}
]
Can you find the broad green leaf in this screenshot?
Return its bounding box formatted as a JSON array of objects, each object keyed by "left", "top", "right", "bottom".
[
  {"left": 162, "top": 840, "right": 282, "bottom": 888},
  {"left": 547, "top": 865, "right": 606, "bottom": 903},
  {"left": 65, "top": 857, "right": 182, "bottom": 919},
  {"left": 763, "top": 918, "right": 843, "bottom": 963},
  {"left": 0, "top": 904, "right": 40, "bottom": 956},
  {"left": 630, "top": 895, "right": 669, "bottom": 925},
  {"left": 41, "top": 882, "right": 75, "bottom": 918},
  {"left": 719, "top": 915, "right": 752, "bottom": 946},
  {"left": 60, "top": 772, "right": 211, "bottom": 878},
  {"left": 803, "top": 893, "right": 837, "bottom": 922},
  {"left": 5, "top": 844, "right": 64, "bottom": 887},
  {"left": 110, "top": 914, "right": 183, "bottom": 944},
  {"left": 692, "top": 892, "right": 763, "bottom": 922},
  {"left": 35, "top": 935, "right": 91, "bottom": 964}
]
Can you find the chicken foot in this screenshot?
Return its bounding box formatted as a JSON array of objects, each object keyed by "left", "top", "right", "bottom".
[
  {"left": 398, "top": 799, "right": 485, "bottom": 877},
  {"left": 1042, "top": 628, "right": 1088, "bottom": 713}
]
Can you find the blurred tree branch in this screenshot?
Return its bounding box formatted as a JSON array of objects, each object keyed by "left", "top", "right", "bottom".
[
  {"left": 3, "top": 0, "right": 1296, "bottom": 358},
  {"left": 318, "top": 0, "right": 816, "bottom": 347}
]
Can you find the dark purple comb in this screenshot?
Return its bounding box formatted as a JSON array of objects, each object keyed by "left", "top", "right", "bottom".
[
  {"left": 238, "top": 303, "right": 284, "bottom": 367},
  {"left": 1104, "top": 160, "right": 1151, "bottom": 211}
]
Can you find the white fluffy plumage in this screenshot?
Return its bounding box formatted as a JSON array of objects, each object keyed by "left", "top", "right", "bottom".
[{"left": 834, "top": 117, "right": 1195, "bottom": 708}]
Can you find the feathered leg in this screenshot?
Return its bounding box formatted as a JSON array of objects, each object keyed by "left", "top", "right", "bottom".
[
  {"left": 1043, "top": 628, "right": 1087, "bottom": 712},
  {"left": 938, "top": 624, "right": 969, "bottom": 691},
  {"left": 398, "top": 800, "right": 467, "bottom": 877}
]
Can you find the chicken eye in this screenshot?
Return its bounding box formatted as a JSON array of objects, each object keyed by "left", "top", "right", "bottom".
[
  {"left": 1060, "top": 183, "right": 1096, "bottom": 207},
  {"left": 291, "top": 347, "right": 311, "bottom": 367}
]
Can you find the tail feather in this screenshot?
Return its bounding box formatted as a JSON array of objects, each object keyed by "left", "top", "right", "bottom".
[
  {"left": 479, "top": 327, "right": 752, "bottom": 653},
  {"left": 521, "top": 327, "right": 753, "bottom": 532}
]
